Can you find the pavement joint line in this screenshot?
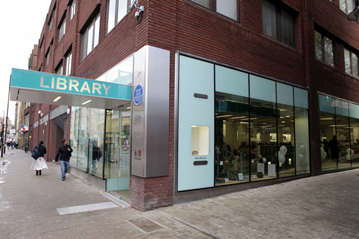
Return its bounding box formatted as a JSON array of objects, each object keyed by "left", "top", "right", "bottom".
[
  {"left": 57, "top": 202, "right": 118, "bottom": 215},
  {"left": 99, "top": 190, "right": 131, "bottom": 208},
  {"left": 171, "top": 216, "right": 224, "bottom": 239},
  {"left": 41, "top": 227, "right": 83, "bottom": 239}
]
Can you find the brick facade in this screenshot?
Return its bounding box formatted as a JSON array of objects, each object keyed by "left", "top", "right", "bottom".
[{"left": 31, "top": 0, "right": 359, "bottom": 211}]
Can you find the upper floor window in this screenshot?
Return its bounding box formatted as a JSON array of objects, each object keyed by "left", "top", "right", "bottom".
[
  {"left": 59, "top": 17, "right": 66, "bottom": 42},
  {"left": 262, "top": 0, "right": 295, "bottom": 48},
  {"left": 344, "top": 48, "right": 358, "bottom": 77},
  {"left": 107, "top": 0, "right": 129, "bottom": 33},
  {"left": 70, "top": 0, "right": 76, "bottom": 21},
  {"left": 48, "top": 8, "right": 56, "bottom": 31},
  {"left": 81, "top": 14, "right": 100, "bottom": 61},
  {"left": 49, "top": 16, "right": 53, "bottom": 30},
  {"left": 45, "top": 49, "right": 50, "bottom": 66},
  {"left": 191, "top": 0, "right": 239, "bottom": 21},
  {"left": 65, "top": 52, "right": 72, "bottom": 76},
  {"left": 315, "top": 31, "right": 334, "bottom": 66},
  {"left": 340, "top": 0, "right": 355, "bottom": 14},
  {"left": 55, "top": 62, "right": 63, "bottom": 75}
]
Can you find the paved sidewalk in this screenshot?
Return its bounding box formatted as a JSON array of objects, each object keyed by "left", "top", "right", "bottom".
[{"left": 0, "top": 149, "right": 359, "bottom": 239}]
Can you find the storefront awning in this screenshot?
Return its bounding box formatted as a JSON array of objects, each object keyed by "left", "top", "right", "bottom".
[{"left": 10, "top": 69, "right": 132, "bottom": 109}]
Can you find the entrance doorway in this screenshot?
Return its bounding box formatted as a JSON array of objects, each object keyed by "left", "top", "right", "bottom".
[{"left": 105, "top": 104, "right": 131, "bottom": 202}]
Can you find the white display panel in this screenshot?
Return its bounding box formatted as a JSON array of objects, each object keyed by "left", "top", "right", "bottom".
[
  {"left": 178, "top": 56, "right": 214, "bottom": 191},
  {"left": 191, "top": 126, "right": 209, "bottom": 155}
]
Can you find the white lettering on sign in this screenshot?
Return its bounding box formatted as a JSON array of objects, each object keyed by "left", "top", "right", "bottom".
[
  {"left": 39, "top": 76, "right": 111, "bottom": 96},
  {"left": 40, "top": 76, "right": 49, "bottom": 88}
]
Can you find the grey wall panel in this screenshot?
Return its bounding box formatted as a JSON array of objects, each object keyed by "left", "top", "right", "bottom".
[
  {"left": 131, "top": 45, "right": 170, "bottom": 178},
  {"left": 146, "top": 46, "right": 170, "bottom": 177}
]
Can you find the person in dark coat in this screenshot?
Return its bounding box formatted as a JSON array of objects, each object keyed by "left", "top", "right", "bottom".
[
  {"left": 329, "top": 136, "right": 339, "bottom": 162},
  {"left": 323, "top": 138, "right": 329, "bottom": 154},
  {"left": 30, "top": 140, "right": 48, "bottom": 175},
  {"left": 55, "top": 139, "right": 73, "bottom": 181}
]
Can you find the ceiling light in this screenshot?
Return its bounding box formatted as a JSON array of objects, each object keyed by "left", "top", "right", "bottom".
[
  {"left": 216, "top": 115, "right": 233, "bottom": 118},
  {"left": 231, "top": 116, "right": 247, "bottom": 119},
  {"left": 126, "top": 107, "right": 131, "bottom": 109},
  {"left": 53, "top": 96, "right": 61, "bottom": 102},
  {"left": 281, "top": 121, "right": 285, "bottom": 123},
  {"left": 81, "top": 100, "right": 92, "bottom": 105},
  {"left": 320, "top": 117, "right": 333, "bottom": 120},
  {"left": 286, "top": 116, "right": 290, "bottom": 118}
]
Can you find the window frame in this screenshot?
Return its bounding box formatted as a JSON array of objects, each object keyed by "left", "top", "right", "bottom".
[
  {"left": 69, "top": 0, "right": 76, "bottom": 21},
  {"left": 190, "top": 0, "right": 240, "bottom": 22},
  {"left": 262, "top": 0, "right": 297, "bottom": 48},
  {"left": 65, "top": 51, "right": 72, "bottom": 76},
  {"left": 55, "top": 61, "right": 63, "bottom": 75},
  {"left": 107, "top": 0, "right": 131, "bottom": 34},
  {"left": 344, "top": 48, "right": 359, "bottom": 77},
  {"left": 58, "top": 15, "right": 66, "bottom": 42},
  {"left": 45, "top": 48, "right": 50, "bottom": 66},
  {"left": 81, "top": 13, "right": 101, "bottom": 61},
  {"left": 340, "top": 0, "right": 355, "bottom": 14},
  {"left": 315, "top": 31, "right": 334, "bottom": 67}
]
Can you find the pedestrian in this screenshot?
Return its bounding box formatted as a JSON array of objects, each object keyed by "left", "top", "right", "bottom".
[
  {"left": 55, "top": 139, "right": 73, "bottom": 181},
  {"left": 30, "top": 140, "right": 48, "bottom": 176},
  {"left": 329, "top": 135, "right": 339, "bottom": 162}
]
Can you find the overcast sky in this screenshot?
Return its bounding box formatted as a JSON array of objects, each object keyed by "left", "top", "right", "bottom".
[{"left": 0, "top": 1, "right": 50, "bottom": 125}]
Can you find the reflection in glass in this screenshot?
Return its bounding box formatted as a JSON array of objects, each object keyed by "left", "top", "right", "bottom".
[
  {"left": 217, "top": 0, "right": 237, "bottom": 20},
  {"left": 192, "top": 0, "right": 210, "bottom": 8},
  {"left": 70, "top": 107, "right": 80, "bottom": 168},
  {"left": 336, "top": 114, "right": 351, "bottom": 169},
  {"left": 215, "top": 92, "right": 249, "bottom": 186},
  {"left": 320, "top": 112, "right": 337, "bottom": 171},
  {"left": 250, "top": 99, "right": 277, "bottom": 181},
  {"left": 344, "top": 48, "right": 351, "bottom": 74},
  {"left": 105, "top": 105, "right": 131, "bottom": 194},
  {"left": 324, "top": 37, "right": 333, "bottom": 66},
  {"left": 88, "top": 108, "right": 105, "bottom": 178},
  {"left": 295, "top": 107, "right": 310, "bottom": 174},
  {"left": 315, "top": 31, "right": 323, "bottom": 61},
  {"left": 350, "top": 117, "right": 359, "bottom": 168},
  {"left": 277, "top": 104, "right": 295, "bottom": 178}
]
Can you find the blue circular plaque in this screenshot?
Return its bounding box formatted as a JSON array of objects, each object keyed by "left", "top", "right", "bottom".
[{"left": 133, "top": 84, "right": 143, "bottom": 105}]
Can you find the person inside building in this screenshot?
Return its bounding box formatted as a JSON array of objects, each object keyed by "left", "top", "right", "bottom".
[
  {"left": 329, "top": 136, "right": 339, "bottom": 162},
  {"left": 55, "top": 139, "right": 73, "bottom": 181},
  {"left": 29, "top": 140, "right": 48, "bottom": 176}
]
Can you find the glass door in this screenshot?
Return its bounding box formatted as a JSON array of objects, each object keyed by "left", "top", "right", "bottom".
[{"left": 105, "top": 104, "right": 131, "bottom": 200}]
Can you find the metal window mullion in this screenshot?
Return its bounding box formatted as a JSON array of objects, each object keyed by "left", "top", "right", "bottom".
[
  {"left": 322, "top": 34, "right": 325, "bottom": 63},
  {"left": 293, "top": 87, "right": 297, "bottom": 176},
  {"left": 248, "top": 74, "right": 251, "bottom": 182},
  {"left": 275, "top": 82, "right": 279, "bottom": 179}
]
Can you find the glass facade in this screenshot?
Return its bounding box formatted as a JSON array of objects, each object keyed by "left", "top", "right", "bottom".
[
  {"left": 69, "top": 56, "right": 133, "bottom": 194},
  {"left": 320, "top": 94, "right": 359, "bottom": 171},
  {"left": 179, "top": 56, "right": 310, "bottom": 190}
]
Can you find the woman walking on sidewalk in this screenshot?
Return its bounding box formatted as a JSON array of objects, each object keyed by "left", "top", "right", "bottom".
[{"left": 30, "top": 140, "right": 48, "bottom": 176}]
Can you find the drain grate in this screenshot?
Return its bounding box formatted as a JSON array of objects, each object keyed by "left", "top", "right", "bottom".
[{"left": 128, "top": 217, "right": 164, "bottom": 233}]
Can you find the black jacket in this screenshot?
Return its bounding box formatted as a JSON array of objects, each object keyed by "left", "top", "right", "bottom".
[
  {"left": 55, "top": 145, "right": 73, "bottom": 161},
  {"left": 36, "top": 145, "right": 47, "bottom": 157}
]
